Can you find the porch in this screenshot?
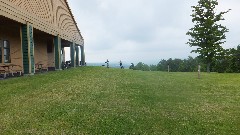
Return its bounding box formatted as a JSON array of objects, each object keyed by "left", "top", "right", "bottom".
[{"left": 0, "top": 16, "right": 85, "bottom": 79}]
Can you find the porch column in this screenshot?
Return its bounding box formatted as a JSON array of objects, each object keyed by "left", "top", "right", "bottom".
[
  {"left": 54, "top": 36, "right": 61, "bottom": 70},
  {"left": 62, "top": 47, "right": 65, "bottom": 63},
  {"left": 80, "top": 45, "right": 85, "bottom": 66},
  {"left": 75, "top": 46, "right": 80, "bottom": 66},
  {"left": 21, "top": 23, "right": 35, "bottom": 75},
  {"left": 70, "top": 42, "right": 76, "bottom": 67}
]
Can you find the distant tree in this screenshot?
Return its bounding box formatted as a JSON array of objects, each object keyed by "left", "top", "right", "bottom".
[
  {"left": 229, "top": 45, "right": 240, "bottom": 72},
  {"left": 150, "top": 65, "right": 157, "bottom": 71},
  {"left": 171, "top": 58, "right": 183, "bottom": 72},
  {"left": 133, "top": 62, "right": 143, "bottom": 70},
  {"left": 143, "top": 64, "right": 150, "bottom": 71},
  {"left": 134, "top": 62, "right": 150, "bottom": 71},
  {"left": 183, "top": 56, "right": 199, "bottom": 72},
  {"left": 157, "top": 57, "right": 206, "bottom": 72},
  {"left": 214, "top": 45, "right": 240, "bottom": 73},
  {"left": 186, "top": 0, "right": 230, "bottom": 72},
  {"left": 157, "top": 59, "right": 168, "bottom": 71}
]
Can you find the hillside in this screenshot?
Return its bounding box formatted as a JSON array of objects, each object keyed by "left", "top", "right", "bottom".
[{"left": 0, "top": 67, "right": 240, "bottom": 134}]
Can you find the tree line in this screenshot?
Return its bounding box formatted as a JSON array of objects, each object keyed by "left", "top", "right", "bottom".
[{"left": 132, "top": 45, "right": 240, "bottom": 73}]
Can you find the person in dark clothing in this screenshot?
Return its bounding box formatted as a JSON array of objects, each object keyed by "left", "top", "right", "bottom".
[
  {"left": 105, "top": 59, "right": 109, "bottom": 68},
  {"left": 120, "top": 60, "right": 124, "bottom": 69},
  {"left": 129, "top": 63, "right": 134, "bottom": 69}
]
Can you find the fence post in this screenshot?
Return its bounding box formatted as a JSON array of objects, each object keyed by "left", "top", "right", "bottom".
[{"left": 198, "top": 64, "right": 201, "bottom": 79}]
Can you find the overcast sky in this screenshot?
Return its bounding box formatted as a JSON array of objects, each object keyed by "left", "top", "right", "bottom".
[{"left": 67, "top": 0, "right": 240, "bottom": 65}]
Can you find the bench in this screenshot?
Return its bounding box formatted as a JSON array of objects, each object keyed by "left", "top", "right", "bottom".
[
  {"left": 0, "top": 64, "right": 22, "bottom": 78},
  {"left": 10, "top": 65, "right": 22, "bottom": 76},
  {"left": 0, "top": 70, "right": 10, "bottom": 78},
  {"left": 35, "top": 64, "right": 48, "bottom": 73},
  {"left": 12, "top": 69, "right": 22, "bottom": 76}
]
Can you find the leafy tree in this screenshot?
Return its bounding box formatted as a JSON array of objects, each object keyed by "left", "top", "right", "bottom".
[
  {"left": 182, "top": 56, "right": 199, "bottom": 72},
  {"left": 164, "top": 58, "right": 182, "bottom": 72},
  {"left": 186, "top": 0, "right": 230, "bottom": 72},
  {"left": 134, "top": 62, "right": 150, "bottom": 71},
  {"left": 150, "top": 65, "right": 158, "bottom": 71},
  {"left": 156, "top": 57, "right": 206, "bottom": 72},
  {"left": 214, "top": 45, "right": 240, "bottom": 73},
  {"left": 230, "top": 45, "right": 240, "bottom": 72},
  {"left": 157, "top": 59, "right": 168, "bottom": 71}
]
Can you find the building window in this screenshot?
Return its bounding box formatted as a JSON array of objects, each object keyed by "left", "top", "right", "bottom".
[
  {"left": 3, "top": 40, "right": 11, "bottom": 63},
  {"left": 0, "top": 40, "right": 2, "bottom": 63}
]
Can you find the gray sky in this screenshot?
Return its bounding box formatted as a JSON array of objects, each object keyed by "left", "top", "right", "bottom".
[{"left": 67, "top": 0, "right": 240, "bottom": 64}]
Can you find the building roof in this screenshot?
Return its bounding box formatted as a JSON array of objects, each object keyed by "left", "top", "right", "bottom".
[
  {"left": 0, "top": 0, "right": 84, "bottom": 45},
  {"left": 65, "top": 0, "right": 84, "bottom": 44}
]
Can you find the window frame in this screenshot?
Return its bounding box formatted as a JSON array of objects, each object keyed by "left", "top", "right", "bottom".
[{"left": 3, "top": 40, "right": 11, "bottom": 63}]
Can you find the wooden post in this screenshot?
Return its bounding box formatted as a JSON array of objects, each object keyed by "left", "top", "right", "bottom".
[
  {"left": 198, "top": 64, "right": 201, "bottom": 79},
  {"left": 168, "top": 64, "right": 170, "bottom": 72},
  {"left": 70, "top": 42, "right": 76, "bottom": 67},
  {"left": 75, "top": 46, "right": 79, "bottom": 66},
  {"left": 80, "top": 45, "right": 85, "bottom": 66},
  {"left": 21, "top": 23, "right": 35, "bottom": 75},
  {"left": 54, "top": 36, "right": 61, "bottom": 70}
]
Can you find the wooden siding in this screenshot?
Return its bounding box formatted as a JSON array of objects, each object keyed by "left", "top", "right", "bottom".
[
  {"left": 0, "top": 21, "right": 23, "bottom": 71},
  {"left": 0, "top": 0, "right": 83, "bottom": 45},
  {"left": 34, "top": 36, "right": 49, "bottom": 69},
  {"left": 0, "top": 21, "right": 56, "bottom": 72}
]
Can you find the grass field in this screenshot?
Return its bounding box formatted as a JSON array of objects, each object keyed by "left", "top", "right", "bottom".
[{"left": 0, "top": 67, "right": 240, "bottom": 134}]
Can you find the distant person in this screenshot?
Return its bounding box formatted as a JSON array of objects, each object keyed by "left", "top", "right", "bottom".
[
  {"left": 105, "top": 59, "right": 109, "bottom": 68},
  {"left": 129, "top": 63, "right": 134, "bottom": 69},
  {"left": 120, "top": 60, "right": 124, "bottom": 69},
  {"left": 61, "top": 61, "right": 66, "bottom": 70}
]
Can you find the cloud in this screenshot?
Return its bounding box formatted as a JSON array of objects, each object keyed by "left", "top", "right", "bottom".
[{"left": 68, "top": 0, "right": 240, "bottom": 64}]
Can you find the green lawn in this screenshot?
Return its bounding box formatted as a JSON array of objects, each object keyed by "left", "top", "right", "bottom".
[{"left": 0, "top": 67, "right": 240, "bottom": 134}]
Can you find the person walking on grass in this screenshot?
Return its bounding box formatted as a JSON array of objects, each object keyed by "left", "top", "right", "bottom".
[
  {"left": 105, "top": 59, "right": 109, "bottom": 68},
  {"left": 120, "top": 60, "right": 124, "bottom": 69}
]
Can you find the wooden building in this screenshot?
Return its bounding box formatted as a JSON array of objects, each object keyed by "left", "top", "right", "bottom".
[{"left": 0, "top": 0, "right": 84, "bottom": 76}]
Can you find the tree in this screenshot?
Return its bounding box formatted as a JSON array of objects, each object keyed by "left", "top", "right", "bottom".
[
  {"left": 230, "top": 45, "right": 240, "bottom": 72},
  {"left": 156, "top": 57, "right": 206, "bottom": 72},
  {"left": 157, "top": 59, "right": 168, "bottom": 71},
  {"left": 182, "top": 56, "right": 199, "bottom": 72},
  {"left": 150, "top": 65, "right": 157, "bottom": 71},
  {"left": 215, "top": 45, "right": 240, "bottom": 73},
  {"left": 186, "top": 0, "right": 230, "bottom": 72},
  {"left": 134, "top": 62, "right": 150, "bottom": 71}
]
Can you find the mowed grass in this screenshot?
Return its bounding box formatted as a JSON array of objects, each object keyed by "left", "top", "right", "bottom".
[{"left": 0, "top": 67, "right": 240, "bottom": 134}]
